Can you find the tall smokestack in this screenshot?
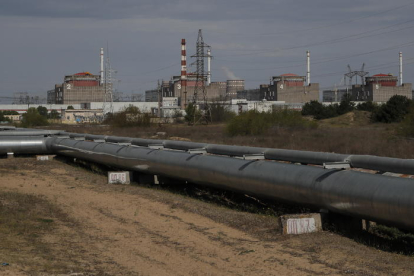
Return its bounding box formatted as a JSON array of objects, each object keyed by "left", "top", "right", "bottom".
[
  {"left": 306, "top": 50, "right": 310, "bottom": 86},
  {"left": 207, "top": 49, "right": 211, "bottom": 86},
  {"left": 181, "top": 39, "right": 187, "bottom": 108},
  {"left": 100, "top": 48, "right": 104, "bottom": 85},
  {"left": 399, "top": 52, "right": 403, "bottom": 86}
]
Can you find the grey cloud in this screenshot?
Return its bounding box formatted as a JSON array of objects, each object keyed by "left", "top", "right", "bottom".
[
  {"left": 1, "top": 0, "right": 410, "bottom": 22},
  {"left": 0, "top": 0, "right": 413, "bottom": 98}
]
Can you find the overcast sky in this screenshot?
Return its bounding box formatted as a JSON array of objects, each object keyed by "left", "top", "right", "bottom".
[{"left": 0, "top": 0, "right": 413, "bottom": 102}]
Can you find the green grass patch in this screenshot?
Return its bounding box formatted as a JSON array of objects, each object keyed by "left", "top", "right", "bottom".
[{"left": 226, "top": 109, "right": 317, "bottom": 136}]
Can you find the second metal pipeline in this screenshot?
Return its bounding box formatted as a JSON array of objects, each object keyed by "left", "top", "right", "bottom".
[
  {"left": 51, "top": 137, "right": 414, "bottom": 230},
  {"left": 60, "top": 132, "right": 414, "bottom": 175}
]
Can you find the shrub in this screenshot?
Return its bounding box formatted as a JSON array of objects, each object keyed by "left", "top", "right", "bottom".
[
  {"left": 21, "top": 107, "right": 49, "bottom": 127},
  {"left": 0, "top": 112, "right": 11, "bottom": 122},
  {"left": 372, "top": 95, "right": 412, "bottom": 123},
  {"left": 184, "top": 103, "right": 202, "bottom": 124},
  {"left": 226, "top": 109, "right": 317, "bottom": 136},
  {"left": 49, "top": 110, "right": 60, "bottom": 119},
  {"left": 209, "top": 102, "right": 235, "bottom": 123},
  {"left": 302, "top": 95, "right": 356, "bottom": 120},
  {"left": 302, "top": 100, "right": 324, "bottom": 117},
  {"left": 357, "top": 101, "right": 379, "bottom": 113},
  {"left": 2, "top": 111, "right": 18, "bottom": 115},
  {"left": 399, "top": 105, "right": 414, "bottom": 137},
  {"left": 37, "top": 106, "right": 48, "bottom": 117},
  {"left": 104, "top": 105, "right": 151, "bottom": 127},
  {"left": 337, "top": 94, "right": 355, "bottom": 115},
  {"left": 172, "top": 109, "right": 185, "bottom": 124},
  {"left": 302, "top": 100, "right": 339, "bottom": 120}
]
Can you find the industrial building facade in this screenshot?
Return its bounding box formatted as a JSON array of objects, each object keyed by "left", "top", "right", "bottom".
[
  {"left": 351, "top": 74, "right": 412, "bottom": 102},
  {"left": 322, "top": 74, "right": 413, "bottom": 103},
  {"left": 237, "top": 74, "right": 319, "bottom": 103},
  {"left": 48, "top": 72, "right": 110, "bottom": 105},
  {"left": 272, "top": 74, "right": 319, "bottom": 103},
  {"left": 145, "top": 76, "right": 244, "bottom": 104}
]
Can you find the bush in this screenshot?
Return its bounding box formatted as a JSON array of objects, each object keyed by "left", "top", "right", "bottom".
[
  {"left": 209, "top": 102, "right": 235, "bottom": 123},
  {"left": 104, "top": 105, "right": 151, "bottom": 127},
  {"left": 399, "top": 105, "right": 414, "bottom": 137},
  {"left": 372, "top": 95, "right": 413, "bottom": 123},
  {"left": 184, "top": 103, "right": 202, "bottom": 124},
  {"left": 37, "top": 106, "right": 48, "bottom": 117},
  {"left": 49, "top": 110, "right": 60, "bottom": 119},
  {"left": 226, "top": 109, "right": 317, "bottom": 136},
  {"left": 357, "top": 101, "right": 379, "bottom": 113},
  {"left": 302, "top": 100, "right": 339, "bottom": 120},
  {"left": 2, "top": 111, "right": 19, "bottom": 115},
  {"left": 0, "top": 111, "right": 12, "bottom": 122},
  {"left": 302, "top": 95, "right": 356, "bottom": 120},
  {"left": 21, "top": 107, "right": 49, "bottom": 127},
  {"left": 337, "top": 94, "right": 355, "bottom": 115},
  {"left": 302, "top": 100, "right": 325, "bottom": 117}
]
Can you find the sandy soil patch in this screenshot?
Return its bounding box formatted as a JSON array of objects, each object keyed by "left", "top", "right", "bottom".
[{"left": 0, "top": 157, "right": 413, "bottom": 276}]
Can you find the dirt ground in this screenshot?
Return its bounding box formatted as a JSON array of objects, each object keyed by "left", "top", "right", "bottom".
[{"left": 1, "top": 157, "right": 414, "bottom": 276}]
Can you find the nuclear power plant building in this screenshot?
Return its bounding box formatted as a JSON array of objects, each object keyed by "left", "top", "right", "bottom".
[
  {"left": 48, "top": 72, "right": 110, "bottom": 105},
  {"left": 351, "top": 74, "right": 412, "bottom": 102},
  {"left": 238, "top": 74, "right": 319, "bottom": 103}
]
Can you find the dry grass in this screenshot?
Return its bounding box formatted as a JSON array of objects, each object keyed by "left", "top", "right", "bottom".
[
  {"left": 0, "top": 191, "right": 74, "bottom": 274},
  {"left": 46, "top": 114, "right": 414, "bottom": 158}
]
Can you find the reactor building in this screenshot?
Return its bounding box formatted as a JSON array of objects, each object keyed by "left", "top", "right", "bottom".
[
  {"left": 323, "top": 53, "right": 412, "bottom": 103},
  {"left": 351, "top": 73, "right": 412, "bottom": 102},
  {"left": 237, "top": 51, "right": 319, "bottom": 103},
  {"left": 237, "top": 74, "right": 319, "bottom": 103},
  {"left": 48, "top": 72, "right": 109, "bottom": 105},
  {"left": 48, "top": 48, "right": 110, "bottom": 105}
]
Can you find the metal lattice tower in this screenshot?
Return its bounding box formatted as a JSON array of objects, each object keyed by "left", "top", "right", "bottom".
[
  {"left": 344, "top": 64, "right": 368, "bottom": 87},
  {"left": 344, "top": 65, "right": 357, "bottom": 87},
  {"left": 191, "top": 29, "right": 212, "bottom": 124},
  {"left": 13, "top": 92, "right": 29, "bottom": 104},
  {"left": 103, "top": 55, "right": 115, "bottom": 115},
  {"left": 355, "top": 63, "right": 369, "bottom": 85}
]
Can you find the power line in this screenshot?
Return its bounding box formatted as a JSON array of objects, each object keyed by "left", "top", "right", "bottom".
[
  {"left": 237, "top": 60, "right": 414, "bottom": 85},
  {"left": 229, "top": 40, "right": 414, "bottom": 72},
  {"left": 215, "top": 19, "right": 414, "bottom": 58},
  {"left": 212, "top": 2, "right": 414, "bottom": 37}
]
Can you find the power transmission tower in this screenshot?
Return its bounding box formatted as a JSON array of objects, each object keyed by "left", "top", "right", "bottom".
[
  {"left": 355, "top": 63, "right": 369, "bottom": 85},
  {"left": 344, "top": 65, "right": 357, "bottom": 88},
  {"left": 191, "top": 29, "right": 212, "bottom": 125},
  {"left": 157, "top": 80, "right": 162, "bottom": 118},
  {"left": 103, "top": 55, "right": 115, "bottom": 116},
  {"left": 344, "top": 64, "right": 369, "bottom": 86}
]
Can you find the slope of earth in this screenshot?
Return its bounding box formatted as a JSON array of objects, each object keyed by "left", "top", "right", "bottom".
[
  {"left": 318, "top": 110, "right": 373, "bottom": 127},
  {"left": 1, "top": 157, "right": 414, "bottom": 275}
]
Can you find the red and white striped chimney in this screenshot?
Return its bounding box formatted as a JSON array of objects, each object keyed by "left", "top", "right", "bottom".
[{"left": 181, "top": 39, "right": 187, "bottom": 108}]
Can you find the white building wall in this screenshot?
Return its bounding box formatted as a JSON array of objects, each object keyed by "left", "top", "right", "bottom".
[
  {"left": 0, "top": 104, "right": 81, "bottom": 113},
  {"left": 88, "top": 102, "right": 159, "bottom": 114}
]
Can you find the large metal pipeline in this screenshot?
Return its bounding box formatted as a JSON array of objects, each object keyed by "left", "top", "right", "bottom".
[
  {"left": 0, "top": 136, "right": 53, "bottom": 154},
  {"left": 50, "top": 137, "right": 414, "bottom": 230},
  {"left": 59, "top": 132, "right": 414, "bottom": 175},
  {"left": 0, "top": 130, "right": 63, "bottom": 136},
  {"left": 2, "top": 133, "right": 414, "bottom": 230},
  {"left": 0, "top": 126, "right": 16, "bottom": 130}
]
